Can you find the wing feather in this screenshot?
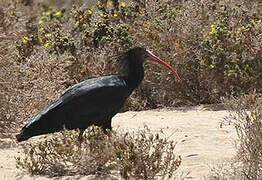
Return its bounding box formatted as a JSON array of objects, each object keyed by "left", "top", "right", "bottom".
[{"left": 24, "top": 75, "right": 129, "bottom": 131}]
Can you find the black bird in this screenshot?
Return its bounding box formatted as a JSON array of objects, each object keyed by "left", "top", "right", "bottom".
[{"left": 16, "top": 47, "right": 181, "bottom": 143}]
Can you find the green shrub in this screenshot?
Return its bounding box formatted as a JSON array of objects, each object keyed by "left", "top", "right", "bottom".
[{"left": 201, "top": 16, "right": 262, "bottom": 97}]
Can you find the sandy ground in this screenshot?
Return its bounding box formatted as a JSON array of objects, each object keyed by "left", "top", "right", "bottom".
[{"left": 0, "top": 105, "right": 238, "bottom": 179}]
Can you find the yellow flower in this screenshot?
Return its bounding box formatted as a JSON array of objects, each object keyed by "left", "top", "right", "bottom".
[
  {"left": 24, "top": 36, "right": 29, "bottom": 41},
  {"left": 107, "top": 2, "right": 112, "bottom": 6},
  {"left": 100, "top": 13, "right": 107, "bottom": 18},
  {"left": 251, "top": 112, "right": 257, "bottom": 122},
  {"left": 139, "top": 10, "right": 145, "bottom": 15},
  {"left": 44, "top": 42, "right": 50, "bottom": 48},
  {"left": 114, "top": 13, "right": 118, "bottom": 17},
  {"left": 39, "top": 38, "right": 43, "bottom": 43},
  {"left": 209, "top": 24, "right": 216, "bottom": 35},
  {"left": 257, "top": 19, "right": 262, "bottom": 24},
  {"left": 45, "top": 33, "right": 52, "bottom": 38},
  {"left": 75, "top": 21, "right": 80, "bottom": 26},
  {"left": 38, "top": 20, "right": 43, "bottom": 25},
  {"left": 143, "top": 22, "right": 152, "bottom": 29},
  {"left": 209, "top": 64, "right": 215, "bottom": 69},
  {"left": 39, "top": 27, "right": 44, "bottom": 32},
  {"left": 87, "top": 9, "right": 93, "bottom": 15},
  {"left": 22, "top": 36, "right": 29, "bottom": 44},
  {"left": 121, "top": 2, "right": 126, "bottom": 8},
  {"left": 54, "top": 11, "right": 62, "bottom": 18},
  {"left": 45, "top": 11, "right": 52, "bottom": 16}
]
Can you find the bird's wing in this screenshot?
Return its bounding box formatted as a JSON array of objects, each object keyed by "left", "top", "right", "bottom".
[
  {"left": 25, "top": 75, "right": 129, "bottom": 129},
  {"left": 60, "top": 75, "right": 130, "bottom": 128},
  {"left": 59, "top": 75, "right": 129, "bottom": 108},
  {"left": 33, "top": 75, "right": 127, "bottom": 114},
  {"left": 17, "top": 75, "right": 129, "bottom": 141}
]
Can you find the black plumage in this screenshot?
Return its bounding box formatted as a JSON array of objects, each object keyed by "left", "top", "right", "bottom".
[{"left": 16, "top": 47, "right": 181, "bottom": 142}]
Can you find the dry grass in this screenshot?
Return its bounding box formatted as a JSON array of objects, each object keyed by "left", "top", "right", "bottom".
[
  {"left": 0, "top": 0, "right": 261, "bottom": 178},
  {"left": 16, "top": 126, "right": 181, "bottom": 179},
  {"left": 0, "top": 0, "right": 261, "bottom": 137},
  {"left": 207, "top": 94, "right": 262, "bottom": 179}
]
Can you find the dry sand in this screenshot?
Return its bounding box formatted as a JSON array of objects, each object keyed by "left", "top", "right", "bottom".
[{"left": 0, "top": 105, "right": 238, "bottom": 179}]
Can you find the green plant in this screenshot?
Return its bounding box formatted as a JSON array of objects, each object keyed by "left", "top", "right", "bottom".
[
  {"left": 16, "top": 35, "right": 39, "bottom": 58},
  {"left": 201, "top": 18, "right": 262, "bottom": 96}
]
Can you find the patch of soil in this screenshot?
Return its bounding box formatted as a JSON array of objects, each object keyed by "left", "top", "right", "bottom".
[{"left": 0, "top": 105, "right": 237, "bottom": 179}]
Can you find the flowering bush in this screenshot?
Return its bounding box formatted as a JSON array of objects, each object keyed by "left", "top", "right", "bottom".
[{"left": 0, "top": 0, "right": 261, "bottom": 136}]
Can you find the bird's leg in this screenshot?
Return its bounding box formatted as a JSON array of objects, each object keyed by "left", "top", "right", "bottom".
[{"left": 77, "top": 129, "right": 85, "bottom": 151}]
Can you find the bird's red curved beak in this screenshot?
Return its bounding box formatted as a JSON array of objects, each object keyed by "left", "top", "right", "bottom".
[{"left": 146, "top": 50, "right": 181, "bottom": 82}]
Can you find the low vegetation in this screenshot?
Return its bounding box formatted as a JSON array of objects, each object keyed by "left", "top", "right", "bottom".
[
  {"left": 1, "top": 0, "right": 261, "bottom": 136},
  {"left": 208, "top": 94, "right": 262, "bottom": 179},
  {"left": 16, "top": 126, "right": 181, "bottom": 179},
  {"left": 0, "top": 0, "right": 261, "bottom": 178}
]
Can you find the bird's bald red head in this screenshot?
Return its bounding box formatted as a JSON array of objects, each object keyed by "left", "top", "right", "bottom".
[{"left": 118, "top": 47, "right": 181, "bottom": 82}]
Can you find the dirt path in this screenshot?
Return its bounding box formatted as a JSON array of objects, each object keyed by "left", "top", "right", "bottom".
[{"left": 0, "top": 105, "right": 237, "bottom": 179}]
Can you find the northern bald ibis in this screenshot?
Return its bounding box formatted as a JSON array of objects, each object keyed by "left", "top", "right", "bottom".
[{"left": 16, "top": 47, "right": 181, "bottom": 143}]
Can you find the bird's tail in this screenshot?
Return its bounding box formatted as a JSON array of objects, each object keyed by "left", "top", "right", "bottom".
[
  {"left": 16, "top": 113, "right": 44, "bottom": 142},
  {"left": 16, "top": 110, "right": 64, "bottom": 142},
  {"left": 16, "top": 130, "right": 30, "bottom": 142}
]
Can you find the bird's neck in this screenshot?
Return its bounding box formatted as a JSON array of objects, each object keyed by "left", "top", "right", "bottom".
[{"left": 122, "top": 62, "right": 144, "bottom": 92}]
